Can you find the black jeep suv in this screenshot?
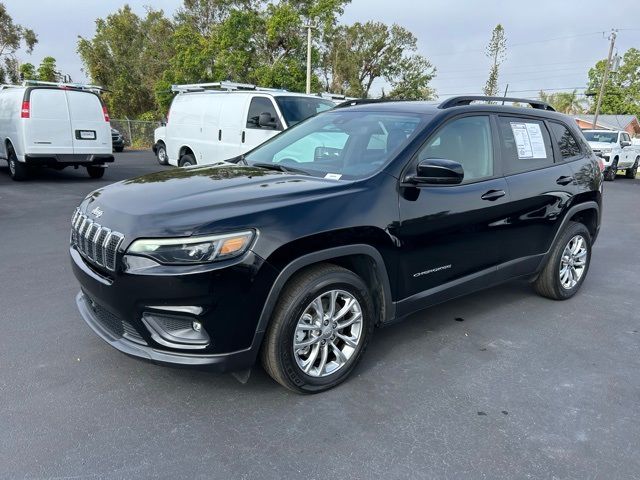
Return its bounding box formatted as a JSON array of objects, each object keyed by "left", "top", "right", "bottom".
[{"left": 70, "top": 96, "right": 602, "bottom": 393}]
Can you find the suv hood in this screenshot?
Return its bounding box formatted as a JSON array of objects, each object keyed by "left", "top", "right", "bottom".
[
  {"left": 587, "top": 141, "right": 615, "bottom": 149},
  {"left": 81, "top": 163, "right": 351, "bottom": 237}
]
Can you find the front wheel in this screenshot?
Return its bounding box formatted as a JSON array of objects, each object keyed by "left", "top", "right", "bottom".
[
  {"left": 533, "top": 222, "right": 592, "bottom": 300},
  {"left": 605, "top": 159, "right": 618, "bottom": 181},
  {"left": 156, "top": 143, "right": 168, "bottom": 165},
  {"left": 625, "top": 157, "right": 639, "bottom": 179},
  {"left": 261, "top": 264, "right": 374, "bottom": 393}
]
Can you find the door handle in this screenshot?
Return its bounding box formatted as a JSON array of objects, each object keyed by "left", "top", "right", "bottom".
[
  {"left": 241, "top": 131, "right": 246, "bottom": 143},
  {"left": 556, "top": 176, "right": 574, "bottom": 186},
  {"left": 218, "top": 129, "right": 222, "bottom": 141},
  {"left": 481, "top": 190, "right": 506, "bottom": 201}
]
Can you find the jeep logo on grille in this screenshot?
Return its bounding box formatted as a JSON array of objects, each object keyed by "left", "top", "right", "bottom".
[{"left": 91, "top": 207, "right": 104, "bottom": 218}]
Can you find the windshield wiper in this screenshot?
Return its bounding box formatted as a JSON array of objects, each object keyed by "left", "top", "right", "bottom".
[{"left": 251, "top": 163, "right": 310, "bottom": 176}]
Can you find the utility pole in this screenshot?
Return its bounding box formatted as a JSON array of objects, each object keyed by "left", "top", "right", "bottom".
[
  {"left": 304, "top": 23, "right": 315, "bottom": 94},
  {"left": 593, "top": 29, "right": 617, "bottom": 129}
]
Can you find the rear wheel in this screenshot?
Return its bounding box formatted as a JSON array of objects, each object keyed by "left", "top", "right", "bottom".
[
  {"left": 261, "top": 264, "right": 374, "bottom": 393},
  {"left": 156, "top": 143, "right": 168, "bottom": 165},
  {"left": 86, "top": 166, "right": 105, "bottom": 179},
  {"left": 533, "top": 222, "right": 591, "bottom": 300},
  {"left": 7, "top": 148, "right": 28, "bottom": 181},
  {"left": 625, "top": 157, "right": 639, "bottom": 179},
  {"left": 114, "top": 146, "right": 124, "bottom": 153},
  {"left": 605, "top": 158, "right": 618, "bottom": 181},
  {"left": 179, "top": 153, "right": 196, "bottom": 167}
]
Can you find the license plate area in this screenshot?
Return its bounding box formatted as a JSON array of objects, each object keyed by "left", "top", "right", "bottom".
[{"left": 76, "top": 130, "right": 97, "bottom": 140}]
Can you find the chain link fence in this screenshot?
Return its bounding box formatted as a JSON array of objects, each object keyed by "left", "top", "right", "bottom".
[{"left": 110, "top": 119, "right": 162, "bottom": 149}]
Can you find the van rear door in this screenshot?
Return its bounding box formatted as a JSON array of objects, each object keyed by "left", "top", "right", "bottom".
[
  {"left": 66, "top": 90, "right": 111, "bottom": 155},
  {"left": 25, "top": 88, "right": 73, "bottom": 155}
]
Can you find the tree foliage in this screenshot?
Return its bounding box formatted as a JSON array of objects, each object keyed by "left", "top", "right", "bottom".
[
  {"left": 0, "top": 2, "right": 37, "bottom": 83},
  {"left": 538, "top": 90, "right": 585, "bottom": 114},
  {"left": 483, "top": 24, "right": 506, "bottom": 97},
  {"left": 586, "top": 48, "right": 640, "bottom": 116},
  {"left": 36, "top": 56, "right": 59, "bottom": 82}
]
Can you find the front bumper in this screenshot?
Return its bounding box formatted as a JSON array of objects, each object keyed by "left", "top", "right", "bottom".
[{"left": 70, "top": 246, "right": 279, "bottom": 372}]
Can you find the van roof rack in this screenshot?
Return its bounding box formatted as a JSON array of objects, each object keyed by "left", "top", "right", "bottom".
[
  {"left": 439, "top": 95, "right": 555, "bottom": 111},
  {"left": 22, "top": 80, "right": 107, "bottom": 93},
  {"left": 171, "top": 81, "right": 288, "bottom": 93},
  {"left": 318, "top": 92, "right": 358, "bottom": 102}
]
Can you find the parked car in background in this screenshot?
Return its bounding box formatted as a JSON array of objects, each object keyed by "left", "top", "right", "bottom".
[
  {"left": 152, "top": 125, "right": 168, "bottom": 165},
  {"left": 0, "top": 80, "right": 113, "bottom": 180},
  {"left": 111, "top": 127, "right": 125, "bottom": 152},
  {"left": 70, "top": 96, "right": 601, "bottom": 393},
  {"left": 582, "top": 129, "right": 639, "bottom": 180},
  {"left": 164, "top": 82, "right": 335, "bottom": 167}
]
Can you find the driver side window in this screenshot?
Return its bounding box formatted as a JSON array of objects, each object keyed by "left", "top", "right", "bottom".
[{"left": 418, "top": 116, "right": 493, "bottom": 183}]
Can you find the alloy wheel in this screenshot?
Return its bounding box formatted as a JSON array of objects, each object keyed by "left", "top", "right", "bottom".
[
  {"left": 559, "top": 234, "right": 588, "bottom": 290},
  {"left": 293, "top": 290, "right": 363, "bottom": 378}
]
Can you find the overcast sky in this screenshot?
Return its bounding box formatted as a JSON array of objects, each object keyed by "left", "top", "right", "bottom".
[{"left": 6, "top": 0, "right": 640, "bottom": 99}]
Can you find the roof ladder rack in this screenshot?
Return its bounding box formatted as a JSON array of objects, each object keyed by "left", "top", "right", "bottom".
[
  {"left": 171, "top": 81, "right": 288, "bottom": 93},
  {"left": 22, "top": 80, "right": 106, "bottom": 93},
  {"left": 439, "top": 96, "right": 555, "bottom": 111}
]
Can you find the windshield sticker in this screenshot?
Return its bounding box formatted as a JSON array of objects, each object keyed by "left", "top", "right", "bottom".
[
  {"left": 510, "top": 122, "right": 547, "bottom": 159},
  {"left": 324, "top": 173, "right": 343, "bottom": 180}
]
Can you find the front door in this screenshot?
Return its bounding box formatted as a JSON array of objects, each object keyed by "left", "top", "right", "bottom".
[
  {"left": 396, "top": 115, "right": 511, "bottom": 304},
  {"left": 242, "top": 96, "right": 282, "bottom": 152}
]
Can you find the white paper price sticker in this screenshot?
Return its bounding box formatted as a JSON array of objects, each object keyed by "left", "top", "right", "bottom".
[{"left": 510, "top": 122, "right": 547, "bottom": 159}]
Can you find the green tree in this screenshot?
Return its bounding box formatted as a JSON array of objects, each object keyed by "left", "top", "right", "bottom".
[
  {"left": 539, "top": 90, "right": 585, "bottom": 114},
  {"left": 483, "top": 24, "right": 506, "bottom": 97},
  {"left": 78, "top": 6, "right": 174, "bottom": 118},
  {"left": 0, "top": 2, "right": 38, "bottom": 83},
  {"left": 18, "top": 62, "right": 36, "bottom": 80},
  {"left": 322, "top": 21, "right": 435, "bottom": 98},
  {"left": 586, "top": 48, "right": 640, "bottom": 116},
  {"left": 36, "top": 56, "right": 58, "bottom": 82}
]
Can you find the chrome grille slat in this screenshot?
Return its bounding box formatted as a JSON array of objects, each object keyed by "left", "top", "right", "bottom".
[{"left": 70, "top": 208, "right": 124, "bottom": 272}]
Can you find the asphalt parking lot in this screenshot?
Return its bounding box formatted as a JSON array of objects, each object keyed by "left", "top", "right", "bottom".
[{"left": 1, "top": 151, "right": 639, "bottom": 479}]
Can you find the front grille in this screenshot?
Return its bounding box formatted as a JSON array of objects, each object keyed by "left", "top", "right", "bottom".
[
  {"left": 71, "top": 208, "right": 124, "bottom": 272},
  {"left": 88, "top": 298, "right": 147, "bottom": 345}
]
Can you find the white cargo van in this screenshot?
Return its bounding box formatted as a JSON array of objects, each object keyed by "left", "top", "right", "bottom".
[
  {"left": 0, "top": 81, "right": 113, "bottom": 180},
  {"left": 164, "top": 82, "right": 335, "bottom": 167}
]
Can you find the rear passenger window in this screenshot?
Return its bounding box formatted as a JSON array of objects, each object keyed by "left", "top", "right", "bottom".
[
  {"left": 549, "top": 122, "right": 581, "bottom": 160},
  {"left": 246, "top": 97, "right": 279, "bottom": 130},
  {"left": 497, "top": 117, "right": 554, "bottom": 174},
  {"left": 418, "top": 116, "right": 493, "bottom": 183}
]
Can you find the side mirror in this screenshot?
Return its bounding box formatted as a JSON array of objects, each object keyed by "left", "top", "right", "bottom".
[
  {"left": 408, "top": 158, "right": 464, "bottom": 185},
  {"left": 621, "top": 140, "right": 631, "bottom": 148},
  {"left": 258, "top": 112, "right": 277, "bottom": 129}
]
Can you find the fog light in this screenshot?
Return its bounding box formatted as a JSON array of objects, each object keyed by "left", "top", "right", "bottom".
[{"left": 192, "top": 321, "right": 202, "bottom": 332}]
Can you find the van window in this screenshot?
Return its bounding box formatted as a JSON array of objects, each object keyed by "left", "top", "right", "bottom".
[
  {"left": 498, "top": 117, "right": 554, "bottom": 174},
  {"left": 275, "top": 96, "right": 335, "bottom": 126},
  {"left": 30, "top": 89, "right": 69, "bottom": 120},
  {"left": 66, "top": 91, "right": 103, "bottom": 122},
  {"left": 418, "top": 116, "right": 493, "bottom": 183},
  {"left": 549, "top": 122, "right": 581, "bottom": 160},
  {"left": 246, "top": 97, "right": 279, "bottom": 130}
]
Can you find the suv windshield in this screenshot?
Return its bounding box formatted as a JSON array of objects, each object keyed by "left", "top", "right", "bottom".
[
  {"left": 582, "top": 131, "right": 618, "bottom": 143},
  {"left": 244, "top": 110, "right": 426, "bottom": 180},
  {"left": 275, "top": 96, "right": 336, "bottom": 126}
]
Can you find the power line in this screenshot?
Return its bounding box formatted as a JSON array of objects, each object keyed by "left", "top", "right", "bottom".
[{"left": 437, "top": 86, "right": 588, "bottom": 96}]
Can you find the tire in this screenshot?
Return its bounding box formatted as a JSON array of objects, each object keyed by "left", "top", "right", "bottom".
[
  {"left": 625, "top": 157, "right": 639, "bottom": 179},
  {"left": 605, "top": 158, "right": 618, "bottom": 181},
  {"left": 179, "top": 153, "right": 196, "bottom": 167},
  {"left": 533, "top": 222, "right": 592, "bottom": 300},
  {"left": 86, "top": 166, "right": 105, "bottom": 179},
  {"left": 156, "top": 143, "right": 169, "bottom": 165},
  {"left": 7, "top": 148, "right": 28, "bottom": 181},
  {"left": 114, "top": 146, "right": 124, "bottom": 153},
  {"left": 261, "top": 263, "right": 375, "bottom": 394}
]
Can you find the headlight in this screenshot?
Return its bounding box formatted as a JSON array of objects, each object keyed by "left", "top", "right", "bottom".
[
  {"left": 601, "top": 148, "right": 612, "bottom": 154},
  {"left": 127, "top": 231, "right": 254, "bottom": 265}
]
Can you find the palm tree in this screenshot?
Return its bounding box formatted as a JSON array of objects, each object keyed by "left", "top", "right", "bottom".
[{"left": 539, "top": 90, "right": 585, "bottom": 114}]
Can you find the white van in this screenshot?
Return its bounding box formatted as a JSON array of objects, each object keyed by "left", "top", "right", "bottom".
[
  {"left": 164, "top": 82, "right": 335, "bottom": 167},
  {"left": 0, "top": 81, "right": 113, "bottom": 180}
]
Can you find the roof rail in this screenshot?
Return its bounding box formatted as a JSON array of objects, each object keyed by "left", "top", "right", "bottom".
[
  {"left": 334, "top": 98, "right": 402, "bottom": 109},
  {"left": 22, "top": 79, "right": 106, "bottom": 92},
  {"left": 439, "top": 96, "right": 555, "bottom": 111},
  {"left": 0, "top": 84, "right": 20, "bottom": 91},
  {"left": 171, "top": 81, "right": 288, "bottom": 93}
]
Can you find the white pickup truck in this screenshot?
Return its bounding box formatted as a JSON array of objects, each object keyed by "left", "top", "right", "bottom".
[{"left": 582, "top": 129, "right": 640, "bottom": 181}]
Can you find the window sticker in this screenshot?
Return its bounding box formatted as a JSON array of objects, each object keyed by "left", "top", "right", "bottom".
[
  {"left": 324, "top": 173, "right": 342, "bottom": 180},
  {"left": 510, "top": 122, "right": 547, "bottom": 159}
]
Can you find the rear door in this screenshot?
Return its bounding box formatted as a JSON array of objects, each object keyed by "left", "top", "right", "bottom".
[
  {"left": 497, "top": 115, "right": 577, "bottom": 266},
  {"left": 25, "top": 88, "right": 73, "bottom": 155},
  {"left": 242, "top": 96, "right": 283, "bottom": 151},
  {"left": 66, "top": 90, "right": 111, "bottom": 155}
]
